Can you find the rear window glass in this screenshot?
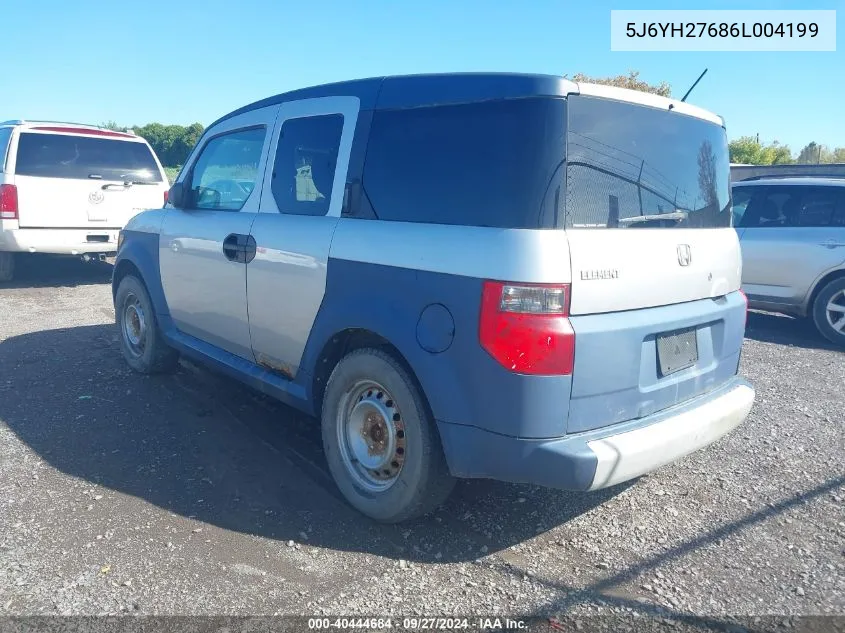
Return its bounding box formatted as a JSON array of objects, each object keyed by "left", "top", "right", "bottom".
[
  {"left": 361, "top": 98, "right": 566, "bottom": 229},
  {"left": 0, "top": 127, "right": 12, "bottom": 173},
  {"left": 15, "top": 133, "right": 163, "bottom": 183},
  {"left": 565, "top": 95, "right": 732, "bottom": 229}
]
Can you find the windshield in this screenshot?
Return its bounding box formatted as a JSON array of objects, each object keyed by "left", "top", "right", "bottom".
[
  {"left": 15, "top": 133, "right": 163, "bottom": 183},
  {"left": 565, "top": 95, "right": 731, "bottom": 229}
]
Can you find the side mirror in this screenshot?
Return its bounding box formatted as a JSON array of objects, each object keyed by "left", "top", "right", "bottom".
[{"left": 168, "top": 182, "right": 186, "bottom": 209}]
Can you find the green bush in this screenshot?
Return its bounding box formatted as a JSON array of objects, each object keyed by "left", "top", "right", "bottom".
[{"left": 164, "top": 166, "right": 181, "bottom": 184}]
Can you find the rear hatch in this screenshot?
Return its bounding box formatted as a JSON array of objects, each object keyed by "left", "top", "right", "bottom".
[
  {"left": 12, "top": 128, "right": 166, "bottom": 229},
  {"left": 563, "top": 92, "right": 744, "bottom": 433}
]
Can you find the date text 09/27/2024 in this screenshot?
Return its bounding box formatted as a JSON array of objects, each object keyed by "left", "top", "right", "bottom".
[
  {"left": 626, "top": 21, "right": 818, "bottom": 38},
  {"left": 307, "top": 617, "right": 530, "bottom": 630}
]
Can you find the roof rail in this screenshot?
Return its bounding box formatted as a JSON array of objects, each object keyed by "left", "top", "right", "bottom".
[
  {"left": 0, "top": 119, "right": 131, "bottom": 132},
  {"left": 740, "top": 173, "right": 845, "bottom": 181}
]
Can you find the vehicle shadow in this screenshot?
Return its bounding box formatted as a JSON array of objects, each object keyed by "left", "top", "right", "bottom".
[
  {"left": 0, "top": 323, "right": 625, "bottom": 564},
  {"left": 0, "top": 253, "right": 113, "bottom": 289},
  {"left": 744, "top": 310, "right": 843, "bottom": 353},
  {"left": 502, "top": 474, "right": 845, "bottom": 630}
]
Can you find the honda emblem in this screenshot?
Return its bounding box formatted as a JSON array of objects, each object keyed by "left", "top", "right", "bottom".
[{"left": 677, "top": 244, "right": 692, "bottom": 266}]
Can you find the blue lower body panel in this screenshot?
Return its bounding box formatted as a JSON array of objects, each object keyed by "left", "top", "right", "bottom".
[
  {"left": 566, "top": 293, "right": 746, "bottom": 434},
  {"left": 437, "top": 420, "right": 598, "bottom": 490},
  {"left": 437, "top": 375, "right": 753, "bottom": 490},
  {"left": 160, "top": 315, "right": 313, "bottom": 414}
]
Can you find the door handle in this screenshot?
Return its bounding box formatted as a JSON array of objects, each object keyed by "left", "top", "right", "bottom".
[
  {"left": 223, "top": 233, "right": 257, "bottom": 263},
  {"left": 223, "top": 233, "right": 247, "bottom": 262},
  {"left": 819, "top": 240, "right": 845, "bottom": 249},
  {"left": 244, "top": 235, "right": 257, "bottom": 264}
]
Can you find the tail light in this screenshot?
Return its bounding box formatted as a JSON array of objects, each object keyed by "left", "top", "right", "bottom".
[
  {"left": 0, "top": 184, "right": 18, "bottom": 220},
  {"left": 163, "top": 189, "right": 169, "bottom": 206},
  {"left": 479, "top": 281, "right": 575, "bottom": 375}
]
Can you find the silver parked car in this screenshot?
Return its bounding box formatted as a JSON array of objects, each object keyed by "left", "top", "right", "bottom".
[{"left": 732, "top": 177, "right": 845, "bottom": 346}]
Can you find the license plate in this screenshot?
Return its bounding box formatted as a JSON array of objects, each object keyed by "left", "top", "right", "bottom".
[{"left": 656, "top": 327, "right": 698, "bottom": 376}]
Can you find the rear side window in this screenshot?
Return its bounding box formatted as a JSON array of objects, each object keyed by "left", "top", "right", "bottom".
[
  {"left": 0, "top": 127, "right": 12, "bottom": 172},
  {"left": 271, "top": 114, "right": 344, "bottom": 216},
  {"left": 795, "top": 187, "right": 843, "bottom": 226},
  {"left": 188, "top": 127, "right": 266, "bottom": 211},
  {"left": 738, "top": 185, "right": 845, "bottom": 228},
  {"left": 566, "top": 95, "right": 732, "bottom": 229},
  {"left": 362, "top": 98, "right": 566, "bottom": 228},
  {"left": 15, "top": 133, "right": 163, "bottom": 182}
]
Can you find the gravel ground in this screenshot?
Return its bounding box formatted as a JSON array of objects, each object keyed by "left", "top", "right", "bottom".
[{"left": 0, "top": 255, "right": 843, "bottom": 629}]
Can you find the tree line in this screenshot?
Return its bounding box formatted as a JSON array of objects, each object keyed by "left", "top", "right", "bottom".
[
  {"left": 102, "top": 120, "right": 203, "bottom": 169},
  {"left": 569, "top": 72, "right": 843, "bottom": 166},
  {"left": 728, "top": 137, "right": 845, "bottom": 166},
  {"left": 103, "top": 70, "right": 842, "bottom": 170}
]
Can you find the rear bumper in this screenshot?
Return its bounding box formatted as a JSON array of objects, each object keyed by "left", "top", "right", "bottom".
[
  {"left": 0, "top": 224, "right": 119, "bottom": 255},
  {"left": 437, "top": 376, "right": 755, "bottom": 491}
]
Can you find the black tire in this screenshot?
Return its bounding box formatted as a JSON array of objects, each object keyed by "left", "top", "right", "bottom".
[
  {"left": 0, "top": 252, "right": 15, "bottom": 282},
  {"left": 321, "top": 348, "right": 455, "bottom": 523},
  {"left": 812, "top": 277, "right": 845, "bottom": 347},
  {"left": 115, "top": 275, "right": 179, "bottom": 374}
]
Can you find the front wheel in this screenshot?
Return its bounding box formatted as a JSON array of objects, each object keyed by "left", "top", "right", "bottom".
[
  {"left": 812, "top": 277, "right": 845, "bottom": 347},
  {"left": 115, "top": 275, "right": 179, "bottom": 373},
  {"left": 321, "top": 348, "right": 455, "bottom": 523}
]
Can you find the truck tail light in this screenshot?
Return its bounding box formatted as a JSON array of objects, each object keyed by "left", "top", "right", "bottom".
[
  {"left": 479, "top": 281, "right": 575, "bottom": 375},
  {"left": 163, "top": 189, "right": 169, "bottom": 205},
  {"left": 0, "top": 184, "right": 18, "bottom": 220}
]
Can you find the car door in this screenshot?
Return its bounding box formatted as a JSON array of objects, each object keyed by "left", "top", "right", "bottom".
[
  {"left": 247, "top": 96, "right": 359, "bottom": 378},
  {"left": 159, "top": 106, "right": 278, "bottom": 360},
  {"left": 737, "top": 184, "right": 845, "bottom": 309}
]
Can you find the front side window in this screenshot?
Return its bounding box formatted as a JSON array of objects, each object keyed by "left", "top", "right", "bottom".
[
  {"left": 15, "top": 132, "right": 163, "bottom": 182},
  {"left": 737, "top": 187, "right": 794, "bottom": 228},
  {"left": 271, "top": 114, "right": 344, "bottom": 216},
  {"left": 731, "top": 187, "right": 754, "bottom": 226},
  {"left": 188, "top": 127, "right": 266, "bottom": 211}
]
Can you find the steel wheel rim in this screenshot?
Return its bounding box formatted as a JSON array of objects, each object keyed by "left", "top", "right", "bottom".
[
  {"left": 825, "top": 289, "right": 845, "bottom": 333},
  {"left": 336, "top": 379, "right": 406, "bottom": 492},
  {"left": 122, "top": 292, "right": 147, "bottom": 357}
]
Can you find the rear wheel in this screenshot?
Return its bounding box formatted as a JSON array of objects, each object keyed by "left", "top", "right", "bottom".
[
  {"left": 321, "top": 348, "right": 455, "bottom": 523},
  {"left": 115, "top": 275, "right": 179, "bottom": 373},
  {"left": 812, "top": 277, "right": 845, "bottom": 347},
  {"left": 0, "top": 252, "right": 15, "bottom": 282}
]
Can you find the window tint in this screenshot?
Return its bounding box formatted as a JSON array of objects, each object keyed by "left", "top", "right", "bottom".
[
  {"left": 188, "top": 127, "right": 266, "bottom": 211},
  {"left": 0, "top": 128, "right": 12, "bottom": 172},
  {"left": 738, "top": 185, "right": 844, "bottom": 228},
  {"left": 737, "top": 188, "right": 794, "bottom": 228},
  {"left": 362, "top": 98, "right": 566, "bottom": 228},
  {"left": 795, "top": 187, "right": 841, "bottom": 227},
  {"left": 271, "top": 114, "right": 343, "bottom": 216},
  {"left": 731, "top": 187, "right": 754, "bottom": 226},
  {"left": 566, "top": 95, "right": 731, "bottom": 229},
  {"left": 15, "top": 133, "right": 163, "bottom": 182}
]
